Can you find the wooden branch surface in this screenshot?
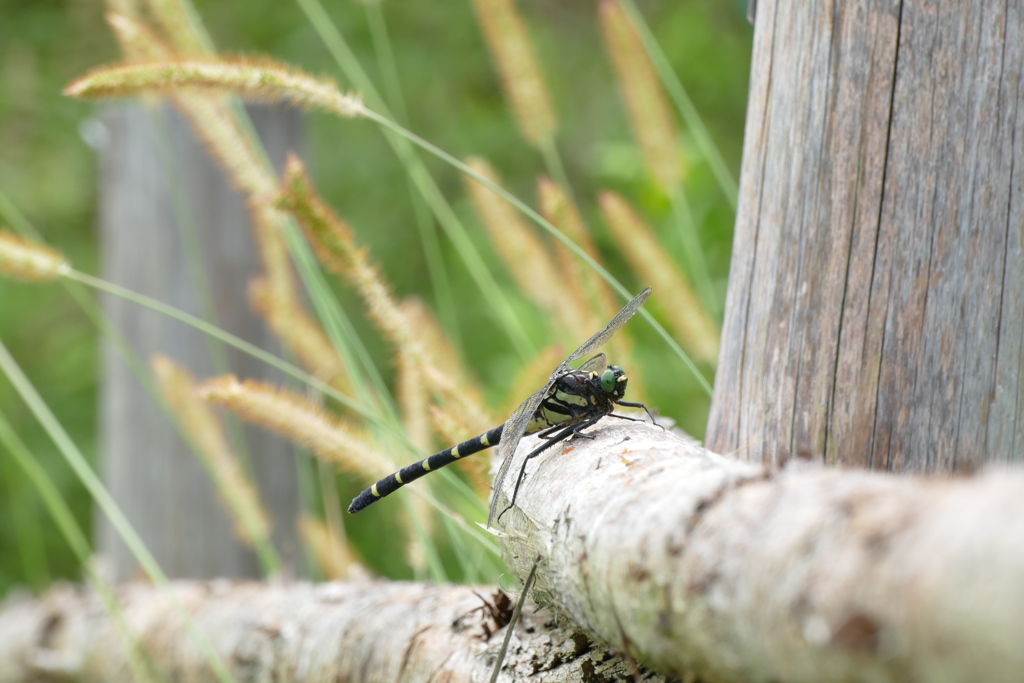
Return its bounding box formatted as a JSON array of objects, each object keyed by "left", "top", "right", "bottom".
[
  {"left": 493, "top": 420, "right": 1024, "bottom": 682},
  {"left": 3, "top": 424, "right": 1023, "bottom": 681},
  {"left": 0, "top": 580, "right": 663, "bottom": 682}
]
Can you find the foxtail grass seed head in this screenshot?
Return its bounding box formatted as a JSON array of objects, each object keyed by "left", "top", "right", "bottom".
[
  {"left": 298, "top": 516, "right": 369, "bottom": 581},
  {"left": 397, "top": 350, "right": 431, "bottom": 452},
  {"left": 198, "top": 376, "right": 391, "bottom": 482},
  {"left": 105, "top": 14, "right": 282, "bottom": 199},
  {"left": 107, "top": 12, "right": 175, "bottom": 63},
  {"left": 599, "top": 192, "right": 720, "bottom": 362},
  {"left": 151, "top": 356, "right": 272, "bottom": 547},
  {"left": 399, "top": 298, "right": 469, "bottom": 387},
  {"left": 500, "top": 344, "right": 564, "bottom": 417},
  {"left": 104, "top": 15, "right": 292, "bottom": 235},
  {"left": 104, "top": 0, "right": 139, "bottom": 20},
  {"left": 281, "top": 159, "right": 492, "bottom": 455},
  {"left": 537, "top": 177, "right": 595, "bottom": 256},
  {"left": 0, "top": 231, "right": 70, "bottom": 281},
  {"left": 279, "top": 155, "right": 425, "bottom": 367},
  {"left": 65, "top": 57, "right": 365, "bottom": 119},
  {"left": 463, "top": 157, "right": 565, "bottom": 321},
  {"left": 537, "top": 177, "right": 618, "bottom": 333},
  {"left": 397, "top": 299, "right": 496, "bottom": 436},
  {"left": 247, "top": 194, "right": 300, "bottom": 297},
  {"left": 248, "top": 277, "right": 350, "bottom": 391},
  {"left": 599, "top": 0, "right": 684, "bottom": 194},
  {"left": 470, "top": 0, "right": 556, "bottom": 147},
  {"left": 144, "top": 0, "right": 211, "bottom": 57},
  {"left": 105, "top": 15, "right": 288, "bottom": 219},
  {"left": 278, "top": 155, "right": 360, "bottom": 274}
]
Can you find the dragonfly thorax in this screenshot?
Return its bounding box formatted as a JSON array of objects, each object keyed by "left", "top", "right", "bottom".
[{"left": 525, "top": 363, "right": 629, "bottom": 434}]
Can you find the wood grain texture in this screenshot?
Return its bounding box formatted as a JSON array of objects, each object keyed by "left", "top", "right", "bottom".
[
  {"left": 0, "top": 581, "right": 663, "bottom": 682},
  {"left": 494, "top": 421, "right": 1024, "bottom": 683},
  {"left": 707, "top": 0, "right": 1023, "bottom": 471},
  {"left": 7, "top": 423, "right": 1023, "bottom": 682},
  {"left": 97, "top": 104, "right": 304, "bottom": 579}
]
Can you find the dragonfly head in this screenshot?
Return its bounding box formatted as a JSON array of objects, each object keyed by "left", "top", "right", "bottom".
[{"left": 601, "top": 365, "right": 628, "bottom": 399}]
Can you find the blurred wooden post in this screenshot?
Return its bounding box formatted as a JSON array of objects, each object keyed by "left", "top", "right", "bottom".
[
  {"left": 707, "top": 1, "right": 1023, "bottom": 472},
  {"left": 96, "top": 103, "right": 304, "bottom": 579}
]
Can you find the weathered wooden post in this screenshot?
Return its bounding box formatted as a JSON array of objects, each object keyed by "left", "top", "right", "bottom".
[
  {"left": 708, "top": 0, "right": 1022, "bottom": 472},
  {"left": 96, "top": 103, "right": 304, "bottom": 579}
]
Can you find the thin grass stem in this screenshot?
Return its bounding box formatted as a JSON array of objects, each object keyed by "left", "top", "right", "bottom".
[
  {"left": 0, "top": 423, "right": 50, "bottom": 588},
  {"left": 362, "top": 2, "right": 462, "bottom": 352},
  {"left": 670, "top": 188, "right": 719, "bottom": 319},
  {"left": 0, "top": 413, "right": 167, "bottom": 682},
  {"left": 0, "top": 340, "right": 235, "bottom": 683},
  {"left": 617, "top": 0, "right": 739, "bottom": 208},
  {"left": 358, "top": 107, "right": 714, "bottom": 397},
  {"left": 537, "top": 137, "right": 576, "bottom": 206},
  {"left": 295, "top": 0, "right": 531, "bottom": 358}
]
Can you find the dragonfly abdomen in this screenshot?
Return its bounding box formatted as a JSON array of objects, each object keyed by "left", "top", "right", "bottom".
[{"left": 347, "top": 424, "right": 505, "bottom": 513}]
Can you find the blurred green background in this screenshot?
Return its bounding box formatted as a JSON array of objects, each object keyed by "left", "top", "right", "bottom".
[{"left": 0, "top": 0, "right": 751, "bottom": 593}]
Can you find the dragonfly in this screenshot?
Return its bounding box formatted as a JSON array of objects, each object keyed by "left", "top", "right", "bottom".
[{"left": 347, "top": 287, "right": 656, "bottom": 527}]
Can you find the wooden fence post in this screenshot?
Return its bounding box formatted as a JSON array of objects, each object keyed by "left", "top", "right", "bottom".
[
  {"left": 96, "top": 103, "right": 304, "bottom": 579},
  {"left": 708, "top": 0, "right": 1023, "bottom": 472}
]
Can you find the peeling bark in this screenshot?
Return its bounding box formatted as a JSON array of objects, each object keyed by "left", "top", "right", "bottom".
[
  {"left": 494, "top": 421, "right": 1024, "bottom": 683},
  {"left": 3, "top": 427, "right": 1023, "bottom": 681},
  {"left": 0, "top": 580, "right": 663, "bottom": 682}
]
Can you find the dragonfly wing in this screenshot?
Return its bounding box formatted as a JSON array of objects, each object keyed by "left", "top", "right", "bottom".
[
  {"left": 560, "top": 287, "right": 651, "bottom": 369},
  {"left": 487, "top": 287, "right": 651, "bottom": 527},
  {"left": 576, "top": 353, "right": 607, "bottom": 375},
  {"left": 487, "top": 384, "right": 551, "bottom": 526}
]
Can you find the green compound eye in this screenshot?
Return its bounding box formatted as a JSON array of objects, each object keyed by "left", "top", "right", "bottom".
[{"left": 601, "top": 367, "right": 617, "bottom": 393}]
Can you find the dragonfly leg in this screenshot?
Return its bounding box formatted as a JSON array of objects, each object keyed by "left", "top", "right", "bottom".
[
  {"left": 536, "top": 423, "right": 568, "bottom": 440},
  {"left": 572, "top": 423, "right": 599, "bottom": 440},
  {"left": 497, "top": 416, "right": 603, "bottom": 524},
  {"left": 614, "top": 400, "right": 662, "bottom": 429}
]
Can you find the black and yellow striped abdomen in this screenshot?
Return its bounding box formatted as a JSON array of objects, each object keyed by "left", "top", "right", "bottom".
[
  {"left": 348, "top": 363, "right": 636, "bottom": 516},
  {"left": 347, "top": 424, "right": 505, "bottom": 513}
]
